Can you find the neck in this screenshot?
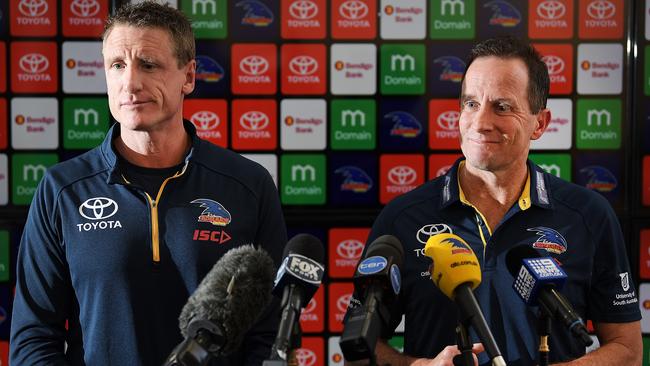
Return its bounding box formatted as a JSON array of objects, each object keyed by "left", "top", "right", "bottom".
[
  {"left": 115, "top": 121, "right": 190, "bottom": 168},
  {"left": 460, "top": 160, "right": 528, "bottom": 207}
]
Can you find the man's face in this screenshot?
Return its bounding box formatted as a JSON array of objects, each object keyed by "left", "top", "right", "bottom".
[
  {"left": 459, "top": 56, "right": 549, "bottom": 173},
  {"left": 102, "top": 25, "right": 195, "bottom": 132}
]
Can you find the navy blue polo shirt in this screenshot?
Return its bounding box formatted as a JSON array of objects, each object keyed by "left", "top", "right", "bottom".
[{"left": 355, "top": 158, "right": 640, "bottom": 365}]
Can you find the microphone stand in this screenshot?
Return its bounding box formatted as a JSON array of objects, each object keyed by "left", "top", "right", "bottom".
[
  {"left": 537, "top": 310, "right": 551, "bottom": 366},
  {"left": 453, "top": 322, "right": 475, "bottom": 366}
]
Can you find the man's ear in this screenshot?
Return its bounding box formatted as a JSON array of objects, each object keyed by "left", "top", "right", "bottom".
[
  {"left": 182, "top": 59, "right": 196, "bottom": 95},
  {"left": 531, "top": 108, "right": 551, "bottom": 140}
]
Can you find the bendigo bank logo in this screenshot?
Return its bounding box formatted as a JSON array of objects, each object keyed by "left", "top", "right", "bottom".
[
  {"left": 386, "top": 111, "right": 422, "bottom": 138},
  {"left": 196, "top": 55, "right": 225, "bottom": 83},
  {"left": 335, "top": 166, "right": 372, "bottom": 193},
  {"left": 77, "top": 197, "right": 122, "bottom": 232},
  {"left": 191, "top": 199, "right": 232, "bottom": 244},
  {"left": 236, "top": 0, "right": 274, "bottom": 27},
  {"left": 484, "top": 0, "right": 522, "bottom": 27},
  {"left": 433, "top": 56, "right": 465, "bottom": 82}
]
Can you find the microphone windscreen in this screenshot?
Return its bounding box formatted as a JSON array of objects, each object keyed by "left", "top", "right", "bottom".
[
  {"left": 283, "top": 233, "right": 325, "bottom": 265},
  {"left": 505, "top": 245, "right": 541, "bottom": 277},
  {"left": 365, "top": 234, "right": 404, "bottom": 267},
  {"left": 424, "top": 233, "right": 481, "bottom": 298},
  {"left": 179, "top": 245, "right": 275, "bottom": 355}
]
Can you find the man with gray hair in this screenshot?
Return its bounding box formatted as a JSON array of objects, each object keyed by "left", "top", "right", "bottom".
[{"left": 10, "top": 2, "right": 286, "bottom": 365}]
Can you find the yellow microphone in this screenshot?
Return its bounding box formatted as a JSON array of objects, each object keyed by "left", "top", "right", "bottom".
[
  {"left": 423, "top": 233, "right": 506, "bottom": 366},
  {"left": 424, "top": 233, "right": 481, "bottom": 298}
]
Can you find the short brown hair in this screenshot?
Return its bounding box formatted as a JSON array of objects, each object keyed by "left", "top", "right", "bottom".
[
  {"left": 462, "top": 36, "right": 550, "bottom": 114},
  {"left": 103, "top": 1, "right": 195, "bottom": 68}
]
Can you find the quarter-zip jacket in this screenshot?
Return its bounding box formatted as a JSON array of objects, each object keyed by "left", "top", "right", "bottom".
[{"left": 10, "top": 121, "right": 287, "bottom": 366}]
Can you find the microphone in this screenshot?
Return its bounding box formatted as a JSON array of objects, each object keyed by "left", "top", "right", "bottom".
[
  {"left": 505, "top": 245, "right": 593, "bottom": 346},
  {"left": 424, "top": 233, "right": 506, "bottom": 366},
  {"left": 265, "top": 234, "right": 325, "bottom": 364},
  {"left": 339, "top": 235, "right": 404, "bottom": 362},
  {"left": 163, "top": 245, "right": 276, "bottom": 366}
]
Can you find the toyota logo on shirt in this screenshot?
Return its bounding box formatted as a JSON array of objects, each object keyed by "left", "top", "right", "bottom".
[
  {"left": 336, "top": 239, "right": 364, "bottom": 259},
  {"left": 289, "top": 56, "right": 318, "bottom": 76},
  {"left": 190, "top": 111, "right": 220, "bottom": 130},
  {"left": 79, "top": 197, "right": 119, "bottom": 220},
  {"left": 416, "top": 223, "right": 453, "bottom": 244},
  {"left": 70, "top": 0, "right": 100, "bottom": 17},
  {"left": 536, "top": 0, "right": 566, "bottom": 20},
  {"left": 388, "top": 166, "right": 417, "bottom": 186},
  {"left": 19, "top": 0, "right": 49, "bottom": 17},
  {"left": 19, "top": 53, "right": 49, "bottom": 74},
  {"left": 240, "top": 111, "right": 269, "bottom": 131},
  {"left": 240, "top": 55, "right": 269, "bottom": 76},
  {"left": 339, "top": 0, "right": 368, "bottom": 20},
  {"left": 289, "top": 0, "right": 318, "bottom": 19}
]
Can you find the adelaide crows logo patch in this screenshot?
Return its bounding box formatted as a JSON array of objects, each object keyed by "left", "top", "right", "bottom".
[
  {"left": 191, "top": 199, "right": 232, "bottom": 227},
  {"left": 527, "top": 227, "right": 567, "bottom": 254}
]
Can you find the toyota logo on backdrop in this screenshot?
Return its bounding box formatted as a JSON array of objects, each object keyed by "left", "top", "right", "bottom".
[
  {"left": 79, "top": 197, "right": 119, "bottom": 220},
  {"left": 437, "top": 111, "right": 460, "bottom": 130},
  {"left": 542, "top": 55, "right": 565, "bottom": 75},
  {"left": 336, "top": 239, "right": 364, "bottom": 259},
  {"left": 536, "top": 0, "right": 566, "bottom": 19},
  {"left": 240, "top": 55, "right": 269, "bottom": 75},
  {"left": 190, "top": 111, "right": 220, "bottom": 130},
  {"left": 302, "top": 298, "right": 317, "bottom": 314},
  {"left": 587, "top": 0, "right": 616, "bottom": 19},
  {"left": 417, "top": 223, "right": 453, "bottom": 244},
  {"left": 240, "top": 111, "right": 269, "bottom": 130},
  {"left": 340, "top": 0, "right": 368, "bottom": 20},
  {"left": 289, "top": 56, "right": 318, "bottom": 76},
  {"left": 19, "top": 0, "right": 49, "bottom": 17},
  {"left": 336, "top": 294, "right": 352, "bottom": 312},
  {"left": 70, "top": 0, "right": 100, "bottom": 17},
  {"left": 19, "top": 53, "right": 49, "bottom": 74},
  {"left": 388, "top": 166, "right": 417, "bottom": 186},
  {"left": 294, "top": 349, "right": 317, "bottom": 366},
  {"left": 289, "top": 0, "right": 318, "bottom": 19}
]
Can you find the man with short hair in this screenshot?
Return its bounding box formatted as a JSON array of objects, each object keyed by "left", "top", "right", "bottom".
[
  {"left": 10, "top": 2, "right": 286, "bottom": 365},
  {"left": 346, "top": 37, "right": 641, "bottom": 366}
]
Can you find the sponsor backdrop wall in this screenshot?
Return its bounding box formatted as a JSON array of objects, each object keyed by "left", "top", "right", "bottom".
[{"left": 0, "top": 0, "right": 648, "bottom": 364}]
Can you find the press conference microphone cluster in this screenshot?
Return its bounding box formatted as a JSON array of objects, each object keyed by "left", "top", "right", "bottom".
[
  {"left": 264, "top": 234, "right": 325, "bottom": 366},
  {"left": 340, "top": 234, "right": 404, "bottom": 363},
  {"left": 424, "top": 233, "right": 506, "bottom": 366},
  {"left": 163, "top": 245, "right": 276, "bottom": 366},
  {"left": 506, "top": 245, "right": 592, "bottom": 347}
]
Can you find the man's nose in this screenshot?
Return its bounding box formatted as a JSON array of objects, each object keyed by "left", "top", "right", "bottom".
[
  {"left": 123, "top": 66, "right": 143, "bottom": 93},
  {"left": 471, "top": 105, "right": 495, "bottom": 132}
]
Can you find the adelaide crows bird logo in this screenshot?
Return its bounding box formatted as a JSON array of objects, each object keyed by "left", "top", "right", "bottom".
[
  {"left": 442, "top": 238, "right": 472, "bottom": 255},
  {"left": 528, "top": 226, "right": 567, "bottom": 254},
  {"left": 191, "top": 199, "right": 232, "bottom": 227}
]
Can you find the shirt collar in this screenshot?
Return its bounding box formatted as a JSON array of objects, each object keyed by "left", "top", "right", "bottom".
[{"left": 439, "top": 158, "right": 553, "bottom": 210}]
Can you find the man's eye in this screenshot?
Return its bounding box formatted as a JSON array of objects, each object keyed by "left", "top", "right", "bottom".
[
  {"left": 111, "top": 63, "right": 124, "bottom": 70},
  {"left": 497, "top": 103, "right": 511, "bottom": 112}
]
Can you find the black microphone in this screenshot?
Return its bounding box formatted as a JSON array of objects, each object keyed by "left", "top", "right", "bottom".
[
  {"left": 265, "top": 234, "right": 325, "bottom": 364},
  {"left": 506, "top": 245, "right": 593, "bottom": 346},
  {"left": 339, "top": 235, "right": 404, "bottom": 362},
  {"left": 163, "top": 245, "right": 276, "bottom": 366}
]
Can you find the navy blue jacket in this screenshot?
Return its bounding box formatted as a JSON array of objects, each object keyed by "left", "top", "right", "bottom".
[
  {"left": 349, "top": 159, "right": 640, "bottom": 365},
  {"left": 10, "top": 121, "right": 287, "bottom": 365}
]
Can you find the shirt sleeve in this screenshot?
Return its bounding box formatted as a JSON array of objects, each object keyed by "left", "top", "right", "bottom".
[
  {"left": 586, "top": 197, "right": 641, "bottom": 323},
  {"left": 10, "top": 175, "right": 72, "bottom": 366}
]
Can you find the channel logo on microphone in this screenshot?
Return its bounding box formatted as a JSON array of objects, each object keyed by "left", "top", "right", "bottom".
[{"left": 278, "top": 253, "right": 325, "bottom": 285}]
